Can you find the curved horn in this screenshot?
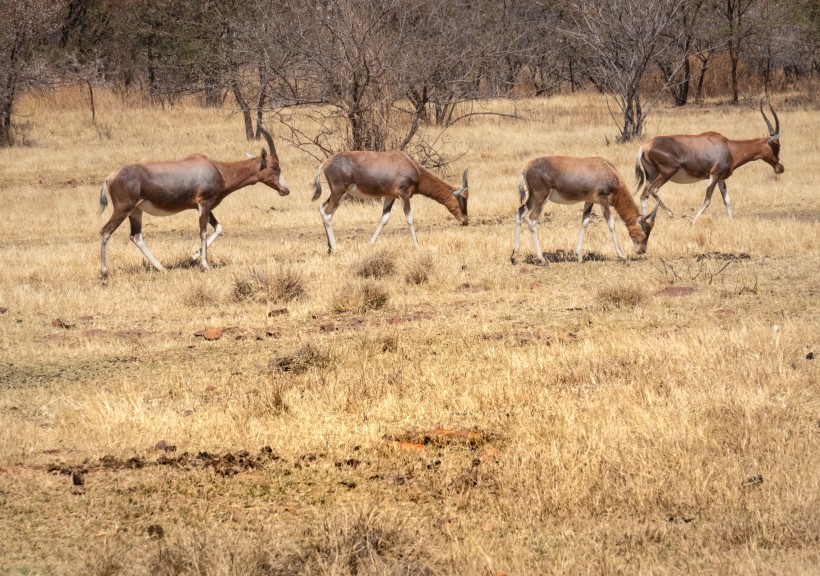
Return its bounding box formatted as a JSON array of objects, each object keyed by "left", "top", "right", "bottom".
[
  {"left": 258, "top": 125, "right": 277, "bottom": 156},
  {"left": 760, "top": 99, "right": 780, "bottom": 141},
  {"left": 454, "top": 169, "right": 468, "bottom": 197}
]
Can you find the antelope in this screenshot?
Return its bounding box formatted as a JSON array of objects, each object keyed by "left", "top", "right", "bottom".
[
  {"left": 635, "top": 100, "right": 783, "bottom": 223},
  {"left": 312, "top": 151, "right": 468, "bottom": 253},
  {"left": 511, "top": 156, "right": 658, "bottom": 265},
  {"left": 98, "top": 127, "right": 289, "bottom": 277}
]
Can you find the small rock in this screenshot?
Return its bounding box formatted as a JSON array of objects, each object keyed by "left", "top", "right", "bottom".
[
  {"left": 147, "top": 524, "right": 165, "bottom": 539},
  {"left": 71, "top": 471, "right": 84, "bottom": 486},
  {"left": 268, "top": 308, "right": 289, "bottom": 317},
  {"left": 194, "top": 327, "right": 223, "bottom": 340},
  {"left": 52, "top": 318, "right": 75, "bottom": 329}
]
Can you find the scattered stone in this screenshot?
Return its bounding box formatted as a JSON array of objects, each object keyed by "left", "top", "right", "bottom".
[
  {"left": 147, "top": 524, "right": 165, "bottom": 539},
  {"left": 0, "top": 307, "right": 7, "bottom": 314},
  {"left": 71, "top": 470, "right": 84, "bottom": 486},
  {"left": 52, "top": 318, "right": 75, "bottom": 329},
  {"left": 319, "top": 323, "right": 336, "bottom": 332},
  {"left": 268, "top": 308, "right": 289, "bottom": 317},
  {"left": 807, "top": 352, "right": 815, "bottom": 360},
  {"left": 193, "top": 327, "right": 223, "bottom": 340}
]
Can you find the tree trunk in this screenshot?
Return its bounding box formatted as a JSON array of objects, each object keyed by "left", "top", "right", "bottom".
[
  {"left": 87, "top": 80, "right": 96, "bottom": 124},
  {"left": 232, "top": 84, "right": 254, "bottom": 140},
  {"left": 695, "top": 51, "right": 712, "bottom": 103},
  {"left": 730, "top": 46, "right": 740, "bottom": 103}
]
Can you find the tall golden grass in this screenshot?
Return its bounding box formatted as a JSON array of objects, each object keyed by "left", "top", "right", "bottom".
[{"left": 0, "top": 87, "right": 818, "bottom": 575}]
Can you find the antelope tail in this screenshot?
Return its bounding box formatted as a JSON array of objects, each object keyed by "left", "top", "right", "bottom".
[
  {"left": 518, "top": 170, "right": 527, "bottom": 205},
  {"left": 635, "top": 149, "right": 646, "bottom": 192},
  {"left": 312, "top": 161, "right": 325, "bottom": 202},
  {"left": 98, "top": 179, "right": 109, "bottom": 215}
]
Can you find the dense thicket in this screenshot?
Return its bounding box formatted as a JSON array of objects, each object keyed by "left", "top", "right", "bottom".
[{"left": 2, "top": 0, "right": 818, "bottom": 148}]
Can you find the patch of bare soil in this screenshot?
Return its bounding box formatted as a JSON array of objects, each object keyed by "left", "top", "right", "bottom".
[{"left": 47, "top": 447, "right": 283, "bottom": 479}]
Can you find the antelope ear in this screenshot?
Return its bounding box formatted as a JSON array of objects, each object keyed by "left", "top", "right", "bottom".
[
  {"left": 260, "top": 148, "right": 268, "bottom": 169},
  {"left": 461, "top": 169, "right": 469, "bottom": 190}
]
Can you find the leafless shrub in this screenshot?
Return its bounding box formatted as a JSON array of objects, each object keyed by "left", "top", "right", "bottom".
[
  {"left": 272, "top": 343, "right": 332, "bottom": 375},
  {"left": 355, "top": 251, "right": 396, "bottom": 279},
  {"left": 233, "top": 266, "right": 306, "bottom": 303},
  {"left": 650, "top": 257, "right": 735, "bottom": 287},
  {"left": 597, "top": 285, "right": 648, "bottom": 310},
  {"left": 404, "top": 253, "right": 434, "bottom": 285},
  {"left": 332, "top": 281, "right": 389, "bottom": 314}
]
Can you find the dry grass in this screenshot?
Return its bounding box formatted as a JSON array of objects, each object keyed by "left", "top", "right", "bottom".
[{"left": 0, "top": 88, "right": 819, "bottom": 575}]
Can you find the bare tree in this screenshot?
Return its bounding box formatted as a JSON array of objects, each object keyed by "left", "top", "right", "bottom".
[
  {"left": 568, "top": 0, "right": 691, "bottom": 142},
  {"left": 713, "top": 0, "right": 760, "bottom": 103},
  {"left": 0, "top": 0, "right": 67, "bottom": 146},
  {"left": 657, "top": 0, "right": 708, "bottom": 106}
]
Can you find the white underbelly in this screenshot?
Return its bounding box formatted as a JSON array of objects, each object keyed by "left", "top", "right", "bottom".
[
  {"left": 669, "top": 169, "right": 705, "bottom": 184},
  {"left": 345, "top": 184, "right": 374, "bottom": 200},
  {"left": 548, "top": 190, "right": 577, "bottom": 205},
  {"left": 138, "top": 200, "right": 181, "bottom": 217}
]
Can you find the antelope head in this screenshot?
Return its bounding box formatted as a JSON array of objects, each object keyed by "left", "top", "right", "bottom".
[
  {"left": 760, "top": 99, "right": 784, "bottom": 175},
  {"left": 453, "top": 169, "right": 469, "bottom": 225},
  {"left": 258, "top": 126, "right": 290, "bottom": 196},
  {"left": 634, "top": 202, "right": 660, "bottom": 255}
]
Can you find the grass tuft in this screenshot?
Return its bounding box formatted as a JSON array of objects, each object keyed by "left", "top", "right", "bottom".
[
  {"left": 331, "top": 280, "right": 390, "bottom": 314},
  {"left": 403, "top": 252, "right": 434, "bottom": 285},
  {"left": 232, "top": 266, "right": 306, "bottom": 303},
  {"left": 272, "top": 343, "right": 332, "bottom": 375},
  {"left": 596, "top": 284, "right": 648, "bottom": 310},
  {"left": 354, "top": 250, "right": 396, "bottom": 279}
]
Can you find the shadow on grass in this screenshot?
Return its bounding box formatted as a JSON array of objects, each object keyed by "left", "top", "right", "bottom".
[{"left": 522, "top": 249, "right": 608, "bottom": 265}]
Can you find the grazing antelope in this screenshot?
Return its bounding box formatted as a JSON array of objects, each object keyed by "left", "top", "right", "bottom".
[
  {"left": 98, "top": 127, "right": 289, "bottom": 277},
  {"left": 312, "top": 151, "right": 468, "bottom": 253},
  {"left": 635, "top": 100, "right": 783, "bottom": 223},
  {"left": 511, "top": 156, "right": 658, "bottom": 265}
]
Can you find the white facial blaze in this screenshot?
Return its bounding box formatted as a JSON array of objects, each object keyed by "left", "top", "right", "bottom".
[{"left": 278, "top": 173, "right": 288, "bottom": 190}]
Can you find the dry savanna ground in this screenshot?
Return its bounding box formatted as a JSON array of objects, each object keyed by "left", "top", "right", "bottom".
[{"left": 0, "top": 89, "right": 818, "bottom": 575}]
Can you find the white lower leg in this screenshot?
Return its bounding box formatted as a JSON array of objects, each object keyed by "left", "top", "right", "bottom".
[
  {"left": 576, "top": 212, "right": 592, "bottom": 263},
  {"left": 192, "top": 223, "right": 222, "bottom": 260},
  {"left": 320, "top": 204, "right": 336, "bottom": 254},
  {"left": 131, "top": 233, "right": 166, "bottom": 271},
  {"left": 528, "top": 219, "right": 546, "bottom": 264},
  {"left": 405, "top": 210, "right": 418, "bottom": 248},
  {"left": 606, "top": 214, "right": 626, "bottom": 260}
]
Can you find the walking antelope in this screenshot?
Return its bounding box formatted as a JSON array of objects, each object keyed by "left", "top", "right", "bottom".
[
  {"left": 635, "top": 100, "right": 783, "bottom": 222},
  {"left": 312, "top": 151, "right": 468, "bottom": 253},
  {"left": 511, "top": 156, "right": 658, "bottom": 265},
  {"left": 98, "top": 127, "right": 289, "bottom": 277}
]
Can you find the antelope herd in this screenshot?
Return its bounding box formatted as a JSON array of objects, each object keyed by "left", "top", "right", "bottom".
[{"left": 98, "top": 102, "right": 783, "bottom": 276}]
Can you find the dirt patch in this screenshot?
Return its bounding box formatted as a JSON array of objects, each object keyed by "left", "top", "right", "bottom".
[
  {"left": 48, "top": 447, "right": 283, "bottom": 479},
  {"left": 389, "top": 428, "right": 500, "bottom": 448}
]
